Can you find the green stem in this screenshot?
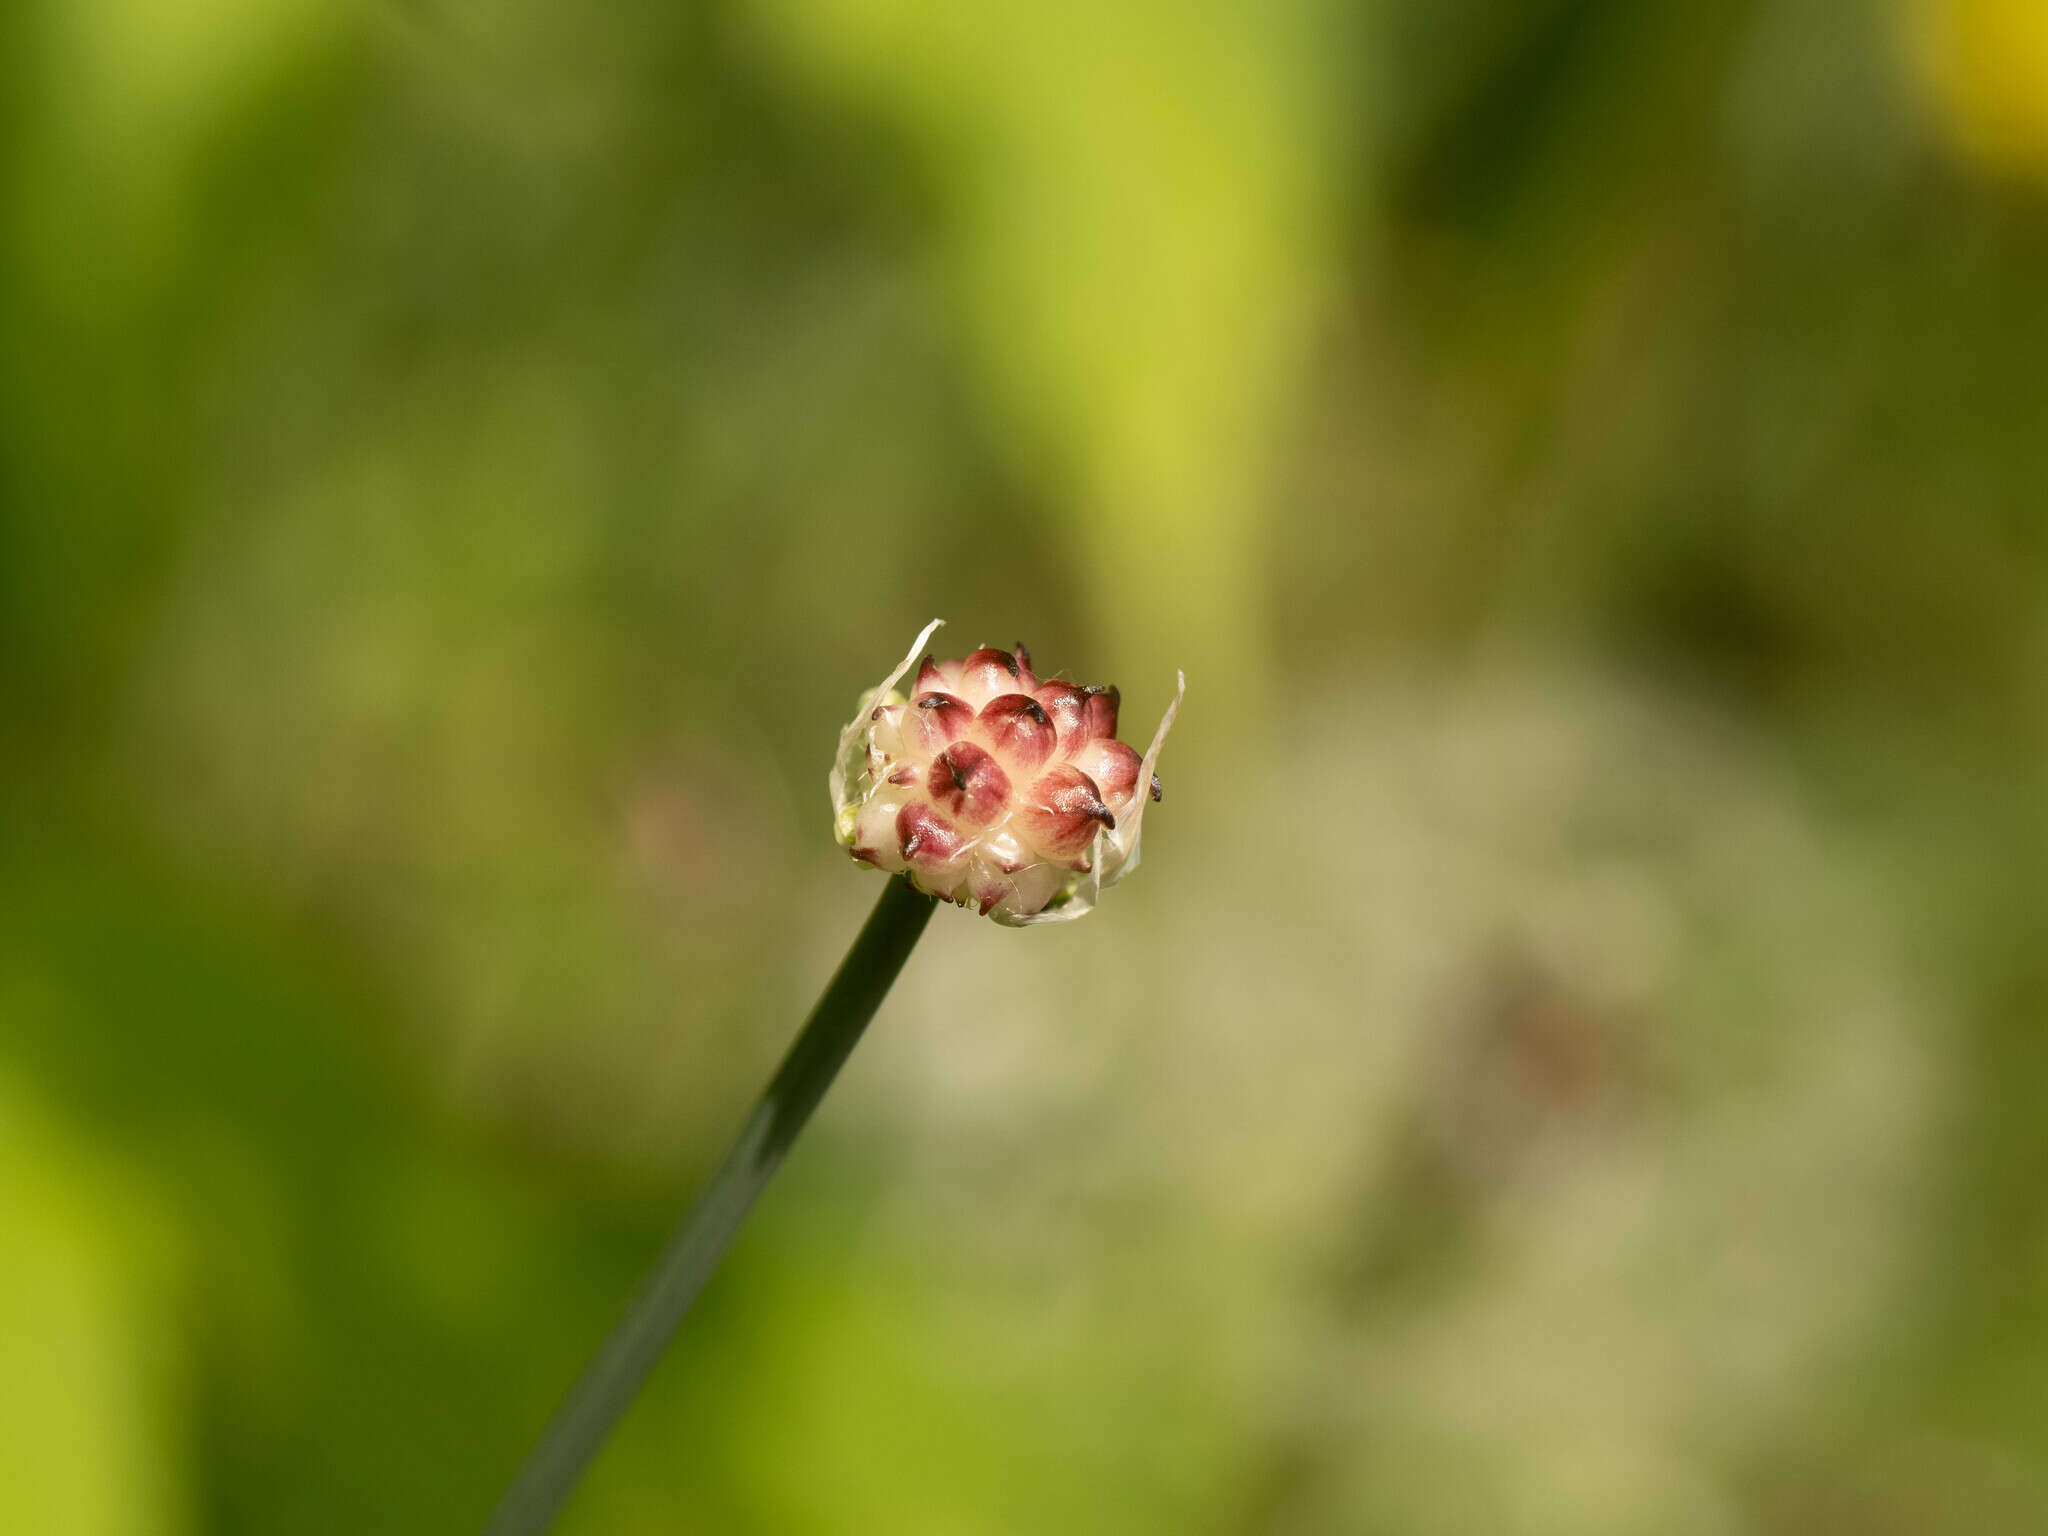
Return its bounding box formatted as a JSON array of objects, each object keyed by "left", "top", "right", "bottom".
[{"left": 482, "top": 876, "right": 939, "bottom": 1536}]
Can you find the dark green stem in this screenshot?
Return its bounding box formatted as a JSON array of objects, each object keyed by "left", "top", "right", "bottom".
[{"left": 482, "top": 876, "right": 939, "bottom": 1536}]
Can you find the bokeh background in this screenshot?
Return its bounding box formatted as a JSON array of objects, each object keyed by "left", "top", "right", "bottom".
[{"left": 5, "top": 0, "right": 2048, "bottom": 1531}]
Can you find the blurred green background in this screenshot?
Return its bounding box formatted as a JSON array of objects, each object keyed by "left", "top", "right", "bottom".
[{"left": 5, "top": 0, "right": 2048, "bottom": 1531}]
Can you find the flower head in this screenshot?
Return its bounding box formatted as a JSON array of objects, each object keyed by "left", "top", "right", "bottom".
[{"left": 832, "top": 620, "right": 1183, "bottom": 925}]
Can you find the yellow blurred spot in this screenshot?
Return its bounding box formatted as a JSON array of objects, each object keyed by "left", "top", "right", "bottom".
[{"left": 1901, "top": 0, "right": 2048, "bottom": 180}]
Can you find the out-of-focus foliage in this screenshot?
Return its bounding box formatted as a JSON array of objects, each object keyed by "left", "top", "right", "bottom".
[{"left": 3, "top": 0, "right": 2045, "bottom": 1532}]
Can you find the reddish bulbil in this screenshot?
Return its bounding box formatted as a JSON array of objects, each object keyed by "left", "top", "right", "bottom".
[{"left": 832, "top": 623, "right": 1183, "bottom": 925}]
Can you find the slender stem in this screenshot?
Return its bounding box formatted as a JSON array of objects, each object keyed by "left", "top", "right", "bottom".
[{"left": 483, "top": 876, "right": 939, "bottom": 1536}]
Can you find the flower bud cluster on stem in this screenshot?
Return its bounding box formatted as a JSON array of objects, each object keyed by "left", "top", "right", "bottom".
[{"left": 831, "top": 619, "right": 1184, "bottom": 924}]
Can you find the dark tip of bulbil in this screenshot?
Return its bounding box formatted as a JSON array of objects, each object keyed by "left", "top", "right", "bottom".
[
  {"left": 870, "top": 707, "right": 881, "bottom": 720},
  {"left": 1093, "top": 807, "right": 1117, "bottom": 829},
  {"left": 1150, "top": 773, "right": 1164, "bottom": 802},
  {"left": 999, "top": 650, "right": 1019, "bottom": 677},
  {"left": 917, "top": 695, "right": 949, "bottom": 710},
  {"left": 947, "top": 754, "right": 969, "bottom": 791},
  {"left": 1014, "top": 642, "right": 1032, "bottom": 669},
  {"left": 1021, "top": 698, "right": 1048, "bottom": 725},
  {"left": 1081, "top": 684, "right": 1107, "bottom": 697},
  {"left": 1106, "top": 684, "right": 1121, "bottom": 707}
]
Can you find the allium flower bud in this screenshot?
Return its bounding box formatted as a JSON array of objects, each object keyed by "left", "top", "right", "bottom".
[{"left": 831, "top": 619, "right": 1184, "bottom": 925}]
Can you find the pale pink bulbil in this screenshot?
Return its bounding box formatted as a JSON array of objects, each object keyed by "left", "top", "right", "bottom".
[{"left": 831, "top": 619, "right": 1184, "bottom": 925}]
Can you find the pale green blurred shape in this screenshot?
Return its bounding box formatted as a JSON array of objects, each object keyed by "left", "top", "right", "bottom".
[
  {"left": 19, "top": 0, "right": 341, "bottom": 318},
  {"left": 747, "top": 0, "right": 1341, "bottom": 695},
  {"left": 0, "top": 1075, "right": 187, "bottom": 1536}
]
